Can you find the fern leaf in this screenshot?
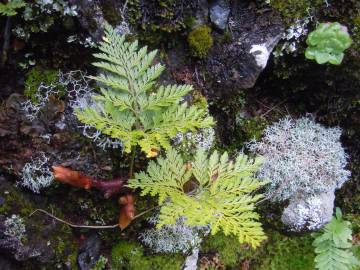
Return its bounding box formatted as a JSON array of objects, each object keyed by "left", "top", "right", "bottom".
[
  {"left": 313, "top": 208, "right": 360, "bottom": 270},
  {"left": 76, "top": 22, "right": 214, "bottom": 156},
  {"left": 128, "top": 148, "right": 267, "bottom": 248}
]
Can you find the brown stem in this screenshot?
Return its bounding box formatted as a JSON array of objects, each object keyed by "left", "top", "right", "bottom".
[{"left": 128, "top": 148, "right": 136, "bottom": 178}]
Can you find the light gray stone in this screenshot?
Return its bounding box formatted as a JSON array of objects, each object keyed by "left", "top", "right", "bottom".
[{"left": 281, "top": 191, "right": 335, "bottom": 232}]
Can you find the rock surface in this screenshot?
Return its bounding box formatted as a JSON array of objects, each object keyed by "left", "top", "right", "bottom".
[
  {"left": 209, "top": 0, "right": 230, "bottom": 30},
  {"left": 204, "top": 1, "right": 284, "bottom": 98},
  {"left": 281, "top": 191, "right": 335, "bottom": 232},
  {"left": 77, "top": 234, "right": 101, "bottom": 270}
]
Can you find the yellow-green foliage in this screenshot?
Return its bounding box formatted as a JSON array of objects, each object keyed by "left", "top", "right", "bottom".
[
  {"left": 24, "top": 66, "right": 60, "bottom": 103},
  {"left": 269, "top": 0, "right": 323, "bottom": 19},
  {"left": 76, "top": 23, "right": 214, "bottom": 156},
  {"left": 0, "top": 0, "right": 25, "bottom": 16},
  {"left": 188, "top": 25, "right": 213, "bottom": 58},
  {"left": 129, "top": 148, "right": 267, "bottom": 248},
  {"left": 111, "top": 241, "right": 183, "bottom": 270},
  {"left": 305, "top": 22, "right": 352, "bottom": 65}
]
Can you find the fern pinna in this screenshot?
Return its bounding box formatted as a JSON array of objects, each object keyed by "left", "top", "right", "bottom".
[
  {"left": 313, "top": 208, "right": 359, "bottom": 270},
  {"left": 128, "top": 148, "right": 268, "bottom": 248},
  {"left": 76, "top": 23, "right": 214, "bottom": 156}
]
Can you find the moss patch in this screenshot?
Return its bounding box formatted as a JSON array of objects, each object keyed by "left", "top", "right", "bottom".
[
  {"left": 187, "top": 25, "right": 213, "bottom": 59},
  {"left": 24, "top": 66, "right": 62, "bottom": 103},
  {"left": 201, "top": 230, "right": 315, "bottom": 269},
  {"left": 269, "top": 0, "right": 323, "bottom": 20},
  {"left": 111, "top": 240, "right": 184, "bottom": 269}
]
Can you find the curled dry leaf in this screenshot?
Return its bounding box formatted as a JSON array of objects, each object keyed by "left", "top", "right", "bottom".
[
  {"left": 52, "top": 166, "right": 93, "bottom": 189},
  {"left": 118, "top": 194, "right": 135, "bottom": 230}
]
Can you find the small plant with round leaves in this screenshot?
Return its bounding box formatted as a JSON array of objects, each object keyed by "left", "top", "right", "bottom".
[{"left": 305, "top": 22, "right": 352, "bottom": 65}]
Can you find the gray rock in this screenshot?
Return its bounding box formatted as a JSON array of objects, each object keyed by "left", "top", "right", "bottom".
[
  {"left": 204, "top": 0, "right": 284, "bottom": 97},
  {"left": 77, "top": 234, "right": 101, "bottom": 270},
  {"left": 183, "top": 248, "right": 199, "bottom": 270},
  {"left": 71, "top": 0, "right": 105, "bottom": 41},
  {"left": 281, "top": 191, "right": 335, "bottom": 232},
  {"left": 210, "top": 0, "right": 230, "bottom": 30}
]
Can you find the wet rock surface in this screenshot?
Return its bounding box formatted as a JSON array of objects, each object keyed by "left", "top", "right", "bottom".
[
  {"left": 204, "top": 0, "right": 284, "bottom": 98},
  {"left": 77, "top": 234, "right": 101, "bottom": 270}
]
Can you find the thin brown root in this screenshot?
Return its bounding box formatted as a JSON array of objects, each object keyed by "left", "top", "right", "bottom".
[{"left": 29, "top": 209, "right": 118, "bottom": 229}]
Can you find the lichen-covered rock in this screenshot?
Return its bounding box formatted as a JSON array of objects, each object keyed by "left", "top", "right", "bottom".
[{"left": 281, "top": 192, "right": 335, "bottom": 232}]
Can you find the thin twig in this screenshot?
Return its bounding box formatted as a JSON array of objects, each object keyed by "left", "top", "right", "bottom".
[
  {"left": 260, "top": 99, "right": 288, "bottom": 118},
  {"left": 29, "top": 209, "right": 118, "bottom": 229},
  {"left": 30, "top": 206, "right": 159, "bottom": 230},
  {"left": 133, "top": 206, "right": 158, "bottom": 219}
]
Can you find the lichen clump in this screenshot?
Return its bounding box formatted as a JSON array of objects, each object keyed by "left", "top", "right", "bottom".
[
  {"left": 187, "top": 25, "right": 213, "bottom": 58},
  {"left": 248, "top": 116, "right": 351, "bottom": 201}
]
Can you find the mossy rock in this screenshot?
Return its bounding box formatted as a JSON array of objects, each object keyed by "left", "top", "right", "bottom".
[
  {"left": 0, "top": 177, "right": 78, "bottom": 269},
  {"left": 269, "top": 0, "right": 323, "bottom": 21},
  {"left": 201, "top": 230, "right": 315, "bottom": 269},
  {"left": 24, "top": 66, "right": 63, "bottom": 103},
  {"left": 187, "top": 25, "right": 214, "bottom": 59},
  {"left": 111, "top": 240, "right": 184, "bottom": 270}
]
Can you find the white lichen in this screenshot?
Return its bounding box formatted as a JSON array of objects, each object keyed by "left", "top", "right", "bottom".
[
  {"left": 247, "top": 116, "right": 351, "bottom": 202},
  {"left": 18, "top": 152, "right": 54, "bottom": 193},
  {"left": 274, "top": 18, "right": 310, "bottom": 57},
  {"left": 21, "top": 81, "right": 60, "bottom": 121},
  {"left": 249, "top": 44, "right": 270, "bottom": 68},
  {"left": 4, "top": 214, "right": 26, "bottom": 242},
  {"left": 139, "top": 216, "right": 207, "bottom": 254},
  {"left": 173, "top": 127, "right": 215, "bottom": 154}
]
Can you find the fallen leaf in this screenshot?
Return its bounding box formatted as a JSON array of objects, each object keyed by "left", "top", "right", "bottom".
[
  {"left": 118, "top": 194, "right": 135, "bottom": 230},
  {"left": 52, "top": 166, "right": 93, "bottom": 189}
]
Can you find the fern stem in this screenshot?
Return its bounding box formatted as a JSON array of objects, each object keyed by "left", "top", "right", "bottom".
[{"left": 129, "top": 147, "right": 136, "bottom": 178}]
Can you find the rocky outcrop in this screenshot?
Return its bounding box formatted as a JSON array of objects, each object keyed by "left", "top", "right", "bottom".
[{"left": 204, "top": 1, "right": 284, "bottom": 98}]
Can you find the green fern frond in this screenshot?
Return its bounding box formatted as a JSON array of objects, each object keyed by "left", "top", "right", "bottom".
[
  {"left": 76, "top": 22, "right": 214, "bottom": 155},
  {"left": 313, "top": 208, "right": 360, "bottom": 270},
  {"left": 128, "top": 148, "right": 268, "bottom": 248},
  {"left": 0, "top": 0, "right": 25, "bottom": 16}
]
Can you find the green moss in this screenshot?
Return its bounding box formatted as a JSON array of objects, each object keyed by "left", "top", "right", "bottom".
[
  {"left": 24, "top": 66, "right": 62, "bottom": 103},
  {"left": 187, "top": 25, "right": 213, "bottom": 58},
  {"left": 236, "top": 116, "right": 268, "bottom": 144},
  {"left": 269, "top": 0, "right": 323, "bottom": 20},
  {"left": 111, "top": 241, "right": 184, "bottom": 270},
  {"left": 201, "top": 230, "right": 315, "bottom": 269},
  {"left": 257, "top": 231, "right": 315, "bottom": 270}
]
